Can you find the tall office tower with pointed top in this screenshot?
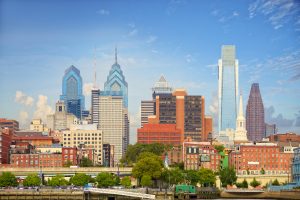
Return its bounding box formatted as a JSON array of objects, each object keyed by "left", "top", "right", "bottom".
[
  {"left": 103, "top": 47, "right": 128, "bottom": 108},
  {"left": 98, "top": 48, "right": 129, "bottom": 165},
  {"left": 234, "top": 93, "right": 248, "bottom": 141},
  {"left": 218, "top": 45, "right": 239, "bottom": 133},
  {"left": 246, "top": 83, "right": 265, "bottom": 141},
  {"left": 60, "top": 65, "right": 85, "bottom": 119}
]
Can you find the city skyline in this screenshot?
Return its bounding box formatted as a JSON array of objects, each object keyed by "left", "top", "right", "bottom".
[{"left": 1, "top": 0, "right": 300, "bottom": 143}]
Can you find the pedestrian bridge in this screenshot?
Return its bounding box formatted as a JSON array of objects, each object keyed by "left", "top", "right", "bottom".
[{"left": 85, "top": 188, "right": 156, "bottom": 200}]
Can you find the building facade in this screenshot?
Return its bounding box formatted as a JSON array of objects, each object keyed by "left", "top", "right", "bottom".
[
  {"left": 292, "top": 147, "right": 300, "bottom": 186},
  {"left": 265, "top": 123, "right": 277, "bottom": 137},
  {"left": 91, "top": 88, "right": 100, "bottom": 124},
  {"left": 30, "top": 119, "right": 48, "bottom": 132},
  {"left": 218, "top": 45, "right": 239, "bottom": 133},
  {"left": 60, "top": 65, "right": 85, "bottom": 119},
  {"left": 0, "top": 118, "right": 19, "bottom": 132},
  {"left": 10, "top": 153, "right": 62, "bottom": 168},
  {"left": 0, "top": 128, "right": 13, "bottom": 164},
  {"left": 246, "top": 83, "right": 265, "bottom": 141},
  {"left": 62, "top": 124, "right": 103, "bottom": 165},
  {"left": 229, "top": 143, "right": 292, "bottom": 175},
  {"left": 141, "top": 100, "right": 154, "bottom": 127},
  {"left": 137, "top": 124, "right": 181, "bottom": 145},
  {"left": 47, "top": 101, "right": 77, "bottom": 131},
  {"left": 98, "top": 95, "right": 124, "bottom": 165},
  {"left": 183, "top": 140, "right": 220, "bottom": 171}
]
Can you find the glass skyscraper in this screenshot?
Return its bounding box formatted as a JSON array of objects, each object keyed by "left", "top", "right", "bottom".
[
  {"left": 218, "top": 45, "right": 239, "bottom": 133},
  {"left": 103, "top": 48, "right": 128, "bottom": 108},
  {"left": 60, "top": 65, "right": 85, "bottom": 119}
]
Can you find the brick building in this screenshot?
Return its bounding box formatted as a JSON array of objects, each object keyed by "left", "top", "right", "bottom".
[
  {"left": 62, "top": 147, "right": 77, "bottom": 166},
  {"left": 229, "top": 142, "right": 293, "bottom": 175},
  {"left": 10, "top": 153, "right": 62, "bottom": 168},
  {"left": 183, "top": 140, "right": 220, "bottom": 171},
  {"left": 137, "top": 124, "right": 181, "bottom": 145},
  {"left": 0, "top": 118, "right": 19, "bottom": 132},
  {"left": 268, "top": 132, "right": 300, "bottom": 143},
  {"left": 0, "top": 128, "right": 13, "bottom": 164}
]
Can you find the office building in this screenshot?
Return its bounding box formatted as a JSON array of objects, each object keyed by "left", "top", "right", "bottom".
[
  {"left": 103, "top": 48, "right": 128, "bottom": 108},
  {"left": 292, "top": 147, "right": 300, "bottom": 186},
  {"left": 141, "top": 100, "right": 154, "bottom": 127},
  {"left": 30, "top": 119, "right": 48, "bottom": 132},
  {"left": 47, "top": 101, "right": 77, "bottom": 131},
  {"left": 0, "top": 128, "right": 13, "bottom": 164},
  {"left": 0, "top": 118, "right": 19, "bottom": 132},
  {"left": 246, "top": 83, "right": 265, "bottom": 141},
  {"left": 60, "top": 65, "right": 85, "bottom": 119},
  {"left": 91, "top": 88, "right": 100, "bottom": 124},
  {"left": 62, "top": 124, "right": 103, "bottom": 165},
  {"left": 218, "top": 45, "right": 239, "bottom": 133},
  {"left": 229, "top": 142, "right": 293, "bottom": 175},
  {"left": 265, "top": 123, "right": 277, "bottom": 137},
  {"left": 98, "top": 95, "right": 125, "bottom": 165}
]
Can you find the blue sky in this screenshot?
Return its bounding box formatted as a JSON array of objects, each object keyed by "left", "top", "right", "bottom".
[{"left": 1, "top": 0, "right": 300, "bottom": 143}]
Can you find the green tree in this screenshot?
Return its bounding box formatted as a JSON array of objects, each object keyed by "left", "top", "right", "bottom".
[
  {"left": 169, "top": 162, "right": 184, "bottom": 170},
  {"left": 96, "top": 172, "right": 116, "bottom": 188},
  {"left": 80, "top": 157, "right": 93, "bottom": 167},
  {"left": 198, "top": 168, "right": 216, "bottom": 187},
  {"left": 272, "top": 179, "right": 280, "bottom": 186},
  {"left": 141, "top": 175, "right": 152, "bottom": 194},
  {"left": 161, "top": 168, "right": 184, "bottom": 187},
  {"left": 47, "top": 175, "right": 68, "bottom": 187},
  {"left": 242, "top": 179, "right": 248, "bottom": 188},
  {"left": 250, "top": 178, "right": 261, "bottom": 188},
  {"left": 214, "top": 145, "right": 225, "bottom": 153},
  {"left": 120, "top": 176, "right": 131, "bottom": 188},
  {"left": 219, "top": 167, "right": 237, "bottom": 187},
  {"left": 260, "top": 168, "right": 265, "bottom": 175},
  {"left": 23, "top": 174, "right": 41, "bottom": 187},
  {"left": 0, "top": 172, "right": 18, "bottom": 187},
  {"left": 132, "top": 154, "right": 163, "bottom": 181},
  {"left": 185, "top": 170, "right": 200, "bottom": 186},
  {"left": 70, "top": 173, "right": 90, "bottom": 186},
  {"left": 63, "top": 160, "right": 73, "bottom": 167}
]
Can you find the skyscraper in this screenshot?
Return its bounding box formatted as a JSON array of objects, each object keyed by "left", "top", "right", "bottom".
[
  {"left": 60, "top": 65, "right": 85, "bottom": 119},
  {"left": 103, "top": 48, "right": 128, "bottom": 108},
  {"left": 218, "top": 45, "right": 239, "bottom": 133},
  {"left": 96, "top": 48, "right": 129, "bottom": 165},
  {"left": 246, "top": 83, "right": 265, "bottom": 141}
]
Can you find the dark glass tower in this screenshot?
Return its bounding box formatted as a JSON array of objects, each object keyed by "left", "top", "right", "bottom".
[
  {"left": 246, "top": 83, "right": 265, "bottom": 141},
  {"left": 60, "top": 65, "right": 85, "bottom": 119}
]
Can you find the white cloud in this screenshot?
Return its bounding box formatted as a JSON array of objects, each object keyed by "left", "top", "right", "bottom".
[
  {"left": 185, "top": 54, "right": 196, "bottom": 63},
  {"left": 97, "top": 9, "right": 110, "bottom": 15},
  {"left": 218, "top": 11, "right": 239, "bottom": 23},
  {"left": 15, "top": 91, "right": 34, "bottom": 106},
  {"left": 248, "top": 0, "right": 299, "bottom": 30},
  {"left": 146, "top": 35, "right": 157, "bottom": 43},
  {"left": 33, "top": 95, "right": 53, "bottom": 122},
  {"left": 128, "top": 29, "right": 138, "bottom": 37},
  {"left": 83, "top": 82, "right": 94, "bottom": 96},
  {"left": 19, "top": 111, "right": 29, "bottom": 129}
]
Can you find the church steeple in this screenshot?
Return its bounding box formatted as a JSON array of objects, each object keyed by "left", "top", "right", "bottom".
[
  {"left": 238, "top": 91, "right": 244, "bottom": 118},
  {"left": 234, "top": 92, "right": 248, "bottom": 141}
]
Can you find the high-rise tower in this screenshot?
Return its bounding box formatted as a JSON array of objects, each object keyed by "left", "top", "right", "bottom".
[
  {"left": 103, "top": 48, "right": 128, "bottom": 108},
  {"left": 246, "top": 83, "right": 265, "bottom": 141},
  {"left": 60, "top": 65, "right": 85, "bottom": 119},
  {"left": 218, "top": 45, "right": 239, "bottom": 133}
]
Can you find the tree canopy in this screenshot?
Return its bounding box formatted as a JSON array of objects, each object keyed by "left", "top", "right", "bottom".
[
  {"left": 185, "top": 170, "right": 200, "bottom": 186},
  {"left": 219, "top": 167, "right": 237, "bottom": 187},
  {"left": 141, "top": 175, "right": 152, "bottom": 187},
  {"left": 23, "top": 174, "right": 41, "bottom": 187},
  {"left": 70, "top": 173, "right": 90, "bottom": 186},
  {"left": 161, "top": 167, "right": 184, "bottom": 187},
  {"left": 80, "top": 157, "right": 94, "bottom": 167},
  {"left": 132, "top": 153, "right": 163, "bottom": 180},
  {"left": 47, "top": 175, "right": 68, "bottom": 186},
  {"left": 120, "top": 176, "right": 131, "bottom": 188},
  {"left": 96, "top": 172, "right": 117, "bottom": 188},
  {"left": 250, "top": 178, "right": 261, "bottom": 188},
  {"left": 214, "top": 145, "right": 225, "bottom": 153},
  {"left": 198, "top": 168, "right": 216, "bottom": 187},
  {"left": 121, "top": 143, "right": 168, "bottom": 165},
  {"left": 0, "top": 172, "right": 18, "bottom": 187}
]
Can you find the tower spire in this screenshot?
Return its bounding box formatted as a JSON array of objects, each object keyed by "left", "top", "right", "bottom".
[
  {"left": 239, "top": 92, "right": 243, "bottom": 117},
  {"left": 115, "top": 46, "right": 118, "bottom": 64},
  {"left": 93, "top": 47, "right": 97, "bottom": 88}
]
